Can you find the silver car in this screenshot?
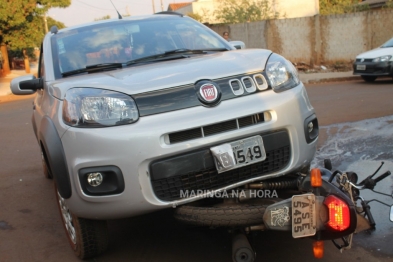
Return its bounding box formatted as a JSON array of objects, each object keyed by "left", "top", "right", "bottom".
[{"left": 11, "top": 13, "right": 318, "bottom": 260}]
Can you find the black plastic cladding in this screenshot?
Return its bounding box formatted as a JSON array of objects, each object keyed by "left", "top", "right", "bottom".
[
  {"left": 78, "top": 166, "right": 125, "bottom": 196},
  {"left": 150, "top": 130, "right": 291, "bottom": 201},
  {"left": 133, "top": 71, "right": 270, "bottom": 117}
]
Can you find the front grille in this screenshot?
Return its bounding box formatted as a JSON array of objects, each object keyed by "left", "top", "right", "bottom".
[
  {"left": 168, "top": 128, "right": 202, "bottom": 144},
  {"left": 356, "top": 58, "right": 373, "bottom": 62},
  {"left": 204, "top": 120, "right": 237, "bottom": 136},
  {"left": 168, "top": 112, "right": 266, "bottom": 144},
  {"left": 151, "top": 146, "right": 290, "bottom": 201}
]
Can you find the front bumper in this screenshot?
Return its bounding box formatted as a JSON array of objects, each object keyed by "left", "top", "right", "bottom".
[
  {"left": 60, "top": 83, "right": 317, "bottom": 219},
  {"left": 353, "top": 60, "right": 393, "bottom": 76}
]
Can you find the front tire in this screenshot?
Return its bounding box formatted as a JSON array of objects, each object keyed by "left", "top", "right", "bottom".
[
  {"left": 55, "top": 186, "right": 108, "bottom": 259},
  {"left": 361, "top": 75, "right": 377, "bottom": 82}
]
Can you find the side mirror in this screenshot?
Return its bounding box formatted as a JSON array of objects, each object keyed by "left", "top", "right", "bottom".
[
  {"left": 229, "top": 41, "right": 246, "bottom": 50},
  {"left": 390, "top": 205, "right": 393, "bottom": 222},
  {"left": 10, "top": 75, "right": 43, "bottom": 95}
]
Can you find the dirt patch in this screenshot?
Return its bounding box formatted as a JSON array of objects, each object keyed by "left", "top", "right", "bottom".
[{"left": 295, "top": 61, "right": 353, "bottom": 74}]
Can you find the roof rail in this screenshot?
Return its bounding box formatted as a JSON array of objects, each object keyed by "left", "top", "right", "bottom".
[{"left": 155, "top": 11, "right": 183, "bottom": 17}]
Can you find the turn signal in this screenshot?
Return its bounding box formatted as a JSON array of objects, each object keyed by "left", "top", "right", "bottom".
[
  {"left": 324, "top": 195, "right": 350, "bottom": 231},
  {"left": 313, "top": 240, "right": 324, "bottom": 259},
  {"left": 311, "top": 168, "right": 322, "bottom": 187}
]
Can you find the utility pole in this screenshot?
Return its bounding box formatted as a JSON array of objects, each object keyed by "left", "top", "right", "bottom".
[
  {"left": 151, "top": 0, "right": 156, "bottom": 13},
  {"left": 43, "top": 13, "right": 48, "bottom": 34}
]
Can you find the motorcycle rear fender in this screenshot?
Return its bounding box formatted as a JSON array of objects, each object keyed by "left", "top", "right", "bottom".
[{"left": 263, "top": 175, "right": 357, "bottom": 240}]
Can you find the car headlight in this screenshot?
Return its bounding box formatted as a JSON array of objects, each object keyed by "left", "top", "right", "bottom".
[
  {"left": 63, "top": 88, "right": 139, "bottom": 127},
  {"left": 372, "top": 55, "right": 392, "bottom": 62},
  {"left": 265, "top": 53, "right": 300, "bottom": 93}
]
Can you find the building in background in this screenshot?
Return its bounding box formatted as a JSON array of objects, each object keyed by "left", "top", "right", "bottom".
[{"left": 168, "top": 0, "right": 320, "bottom": 24}]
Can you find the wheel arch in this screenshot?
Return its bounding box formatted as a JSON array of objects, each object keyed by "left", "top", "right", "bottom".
[{"left": 39, "top": 116, "right": 72, "bottom": 199}]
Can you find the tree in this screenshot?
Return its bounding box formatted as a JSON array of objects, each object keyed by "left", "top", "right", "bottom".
[
  {"left": 319, "top": 0, "right": 370, "bottom": 15},
  {"left": 186, "top": 12, "right": 203, "bottom": 23},
  {"left": 383, "top": 0, "right": 393, "bottom": 8},
  {"left": 214, "top": 0, "right": 281, "bottom": 24},
  {"left": 0, "top": 0, "right": 70, "bottom": 74}
]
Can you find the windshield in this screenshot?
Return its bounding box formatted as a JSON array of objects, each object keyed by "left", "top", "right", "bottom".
[
  {"left": 381, "top": 37, "right": 393, "bottom": 48},
  {"left": 51, "top": 16, "right": 231, "bottom": 78}
]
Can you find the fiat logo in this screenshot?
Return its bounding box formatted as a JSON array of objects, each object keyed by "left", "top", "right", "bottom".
[{"left": 200, "top": 83, "right": 218, "bottom": 102}]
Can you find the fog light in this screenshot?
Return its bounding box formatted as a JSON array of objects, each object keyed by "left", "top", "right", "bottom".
[
  {"left": 87, "top": 172, "right": 103, "bottom": 187},
  {"left": 308, "top": 122, "right": 314, "bottom": 133}
]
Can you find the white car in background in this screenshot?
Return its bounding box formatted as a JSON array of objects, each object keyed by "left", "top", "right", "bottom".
[{"left": 353, "top": 37, "right": 393, "bottom": 82}]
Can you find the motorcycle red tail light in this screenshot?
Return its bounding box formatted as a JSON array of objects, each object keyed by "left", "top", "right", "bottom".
[{"left": 324, "top": 195, "right": 350, "bottom": 231}]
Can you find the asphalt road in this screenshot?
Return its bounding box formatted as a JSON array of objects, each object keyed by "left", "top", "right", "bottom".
[{"left": 1, "top": 79, "right": 393, "bottom": 262}]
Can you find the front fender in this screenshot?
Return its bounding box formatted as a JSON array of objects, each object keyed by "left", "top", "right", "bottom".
[{"left": 39, "top": 116, "right": 72, "bottom": 199}]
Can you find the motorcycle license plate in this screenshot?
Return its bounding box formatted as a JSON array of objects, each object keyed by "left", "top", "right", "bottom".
[
  {"left": 210, "top": 135, "right": 266, "bottom": 173},
  {"left": 292, "top": 194, "right": 317, "bottom": 238}
]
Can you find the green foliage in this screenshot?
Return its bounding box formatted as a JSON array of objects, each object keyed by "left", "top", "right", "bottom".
[
  {"left": 319, "top": 0, "right": 370, "bottom": 15},
  {"left": 214, "top": 0, "right": 280, "bottom": 24},
  {"left": 186, "top": 12, "right": 203, "bottom": 22},
  {"left": 0, "top": 0, "right": 70, "bottom": 50},
  {"left": 9, "top": 48, "right": 37, "bottom": 60},
  {"left": 383, "top": 0, "right": 393, "bottom": 8},
  {"left": 94, "top": 15, "right": 111, "bottom": 21}
]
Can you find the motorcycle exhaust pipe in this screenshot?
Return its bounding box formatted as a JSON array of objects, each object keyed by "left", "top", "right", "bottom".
[{"left": 232, "top": 233, "right": 255, "bottom": 262}]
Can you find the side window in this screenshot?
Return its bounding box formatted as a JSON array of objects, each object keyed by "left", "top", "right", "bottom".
[{"left": 38, "top": 44, "right": 45, "bottom": 78}]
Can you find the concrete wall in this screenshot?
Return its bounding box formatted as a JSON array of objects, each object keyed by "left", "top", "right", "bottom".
[{"left": 210, "top": 9, "right": 393, "bottom": 65}]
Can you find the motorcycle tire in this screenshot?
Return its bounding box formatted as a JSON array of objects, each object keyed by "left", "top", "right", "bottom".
[{"left": 174, "top": 204, "right": 267, "bottom": 227}]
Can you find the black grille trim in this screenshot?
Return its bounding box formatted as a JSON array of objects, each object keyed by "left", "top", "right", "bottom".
[
  {"left": 168, "top": 112, "right": 267, "bottom": 144},
  {"left": 204, "top": 120, "right": 237, "bottom": 136},
  {"left": 356, "top": 58, "right": 373, "bottom": 62},
  {"left": 152, "top": 130, "right": 291, "bottom": 201},
  {"left": 169, "top": 128, "right": 202, "bottom": 144},
  {"left": 133, "top": 71, "right": 271, "bottom": 117},
  {"left": 152, "top": 146, "right": 290, "bottom": 201}
]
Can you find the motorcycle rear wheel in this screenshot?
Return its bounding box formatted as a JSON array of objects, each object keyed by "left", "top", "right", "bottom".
[{"left": 174, "top": 203, "right": 267, "bottom": 227}]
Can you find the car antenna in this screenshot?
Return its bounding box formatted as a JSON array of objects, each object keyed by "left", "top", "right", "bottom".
[{"left": 110, "top": 0, "right": 123, "bottom": 19}]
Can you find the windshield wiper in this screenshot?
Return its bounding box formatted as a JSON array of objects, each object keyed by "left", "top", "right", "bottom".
[
  {"left": 61, "top": 48, "right": 229, "bottom": 76},
  {"left": 86, "top": 63, "right": 124, "bottom": 71},
  {"left": 125, "top": 49, "right": 212, "bottom": 66},
  {"left": 61, "top": 63, "right": 125, "bottom": 77},
  {"left": 126, "top": 48, "right": 230, "bottom": 65},
  {"left": 164, "top": 48, "right": 228, "bottom": 54}
]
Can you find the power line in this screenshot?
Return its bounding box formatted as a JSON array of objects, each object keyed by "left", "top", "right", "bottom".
[{"left": 74, "top": 0, "right": 117, "bottom": 11}]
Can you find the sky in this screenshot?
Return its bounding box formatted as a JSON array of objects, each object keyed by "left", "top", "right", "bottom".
[{"left": 47, "top": 0, "right": 181, "bottom": 27}]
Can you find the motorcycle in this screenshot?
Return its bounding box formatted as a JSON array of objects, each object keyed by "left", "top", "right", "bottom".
[{"left": 174, "top": 160, "right": 393, "bottom": 262}]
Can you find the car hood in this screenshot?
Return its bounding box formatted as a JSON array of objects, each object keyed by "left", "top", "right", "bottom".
[
  {"left": 49, "top": 49, "right": 272, "bottom": 99},
  {"left": 356, "top": 46, "right": 393, "bottom": 59}
]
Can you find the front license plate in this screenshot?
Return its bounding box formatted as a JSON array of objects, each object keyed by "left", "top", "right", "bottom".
[
  {"left": 292, "top": 194, "right": 317, "bottom": 238},
  {"left": 210, "top": 135, "right": 266, "bottom": 173},
  {"left": 356, "top": 64, "right": 366, "bottom": 70}
]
